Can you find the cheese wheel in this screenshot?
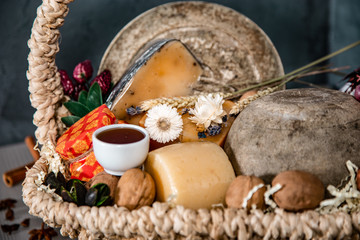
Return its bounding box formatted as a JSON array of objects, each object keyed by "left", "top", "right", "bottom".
[{"left": 144, "top": 142, "right": 235, "bottom": 209}]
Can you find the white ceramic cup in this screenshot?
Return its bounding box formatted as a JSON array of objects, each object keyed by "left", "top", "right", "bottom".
[{"left": 92, "top": 124, "right": 150, "bottom": 176}]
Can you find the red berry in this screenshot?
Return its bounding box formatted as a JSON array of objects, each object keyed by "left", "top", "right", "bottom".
[
  {"left": 73, "top": 84, "right": 88, "bottom": 101},
  {"left": 73, "top": 60, "right": 93, "bottom": 84},
  {"left": 91, "top": 70, "right": 112, "bottom": 95},
  {"left": 59, "top": 69, "right": 74, "bottom": 97},
  {"left": 355, "top": 85, "right": 360, "bottom": 101}
]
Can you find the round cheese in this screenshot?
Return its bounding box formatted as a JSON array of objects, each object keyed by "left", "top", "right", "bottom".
[{"left": 224, "top": 88, "right": 360, "bottom": 187}]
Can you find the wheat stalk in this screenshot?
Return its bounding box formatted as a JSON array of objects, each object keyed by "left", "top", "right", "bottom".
[
  {"left": 229, "top": 86, "right": 279, "bottom": 115},
  {"left": 140, "top": 92, "right": 233, "bottom": 111}
]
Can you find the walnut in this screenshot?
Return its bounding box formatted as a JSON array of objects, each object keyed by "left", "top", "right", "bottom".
[
  {"left": 225, "top": 175, "right": 266, "bottom": 210},
  {"left": 115, "top": 168, "right": 156, "bottom": 210},
  {"left": 86, "top": 171, "right": 119, "bottom": 199},
  {"left": 272, "top": 170, "right": 324, "bottom": 211}
]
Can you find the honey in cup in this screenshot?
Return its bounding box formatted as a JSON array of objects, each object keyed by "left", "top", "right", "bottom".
[{"left": 92, "top": 124, "right": 150, "bottom": 176}]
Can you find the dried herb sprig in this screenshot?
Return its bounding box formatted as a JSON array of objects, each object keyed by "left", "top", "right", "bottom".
[
  {"left": 229, "top": 66, "right": 348, "bottom": 115},
  {"left": 227, "top": 40, "right": 360, "bottom": 99},
  {"left": 140, "top": 92, "right": 233, "bottom": 111},
  {"left": 229, "top": 86, "right": 279, "bottom": 115}
]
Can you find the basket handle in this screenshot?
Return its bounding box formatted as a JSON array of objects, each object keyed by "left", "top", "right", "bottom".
[{"left": 27, "top": 0, "right": 74, "bottom": 145}]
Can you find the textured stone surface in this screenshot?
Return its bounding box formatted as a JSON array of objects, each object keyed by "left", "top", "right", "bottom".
[{"left": 224, "top": 88, "right": 360, "bottom": 187}]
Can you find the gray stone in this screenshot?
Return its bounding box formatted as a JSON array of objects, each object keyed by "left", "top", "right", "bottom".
[{"left": 224, "top": 88, "right": 360, "bottom": 187}]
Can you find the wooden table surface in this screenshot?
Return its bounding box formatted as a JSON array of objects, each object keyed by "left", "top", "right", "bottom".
[{"left": 0, "top": 142, "right": 68, "bottom": 240}]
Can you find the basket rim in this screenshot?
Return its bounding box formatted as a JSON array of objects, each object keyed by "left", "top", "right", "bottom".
[{"left": 23, "top": 151, "right": 360, "bottom": 239}]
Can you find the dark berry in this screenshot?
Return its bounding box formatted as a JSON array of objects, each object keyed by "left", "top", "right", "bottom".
[
  {"left": 73, "top": 84, "right": 88, "bottom": 101},
  {"left": 91, "top": 70, "right": 112, "bottom": 96},
  {"left": 59, "top": 70, "right": 74, "bottom": 97},
  {"left": 73, "top": 60, "right": 93, "bottom": 84}
]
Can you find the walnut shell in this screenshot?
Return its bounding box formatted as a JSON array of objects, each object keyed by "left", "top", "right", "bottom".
[
  {"left": 225, "top": 175, "right": 266, "bottom": 210},
  {"left": 272, "top": 170, "right": 324, "bottom": 211},
  {"left": 115, "top": 168, "right": 156, "bottom": 210}
]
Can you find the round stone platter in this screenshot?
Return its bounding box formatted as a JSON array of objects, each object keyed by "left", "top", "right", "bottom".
[{"left": 99, "top": 1, "right": 284, "bottom": 94}]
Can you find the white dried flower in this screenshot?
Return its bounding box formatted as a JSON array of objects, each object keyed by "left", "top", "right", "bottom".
[
  {"left": 189, "top": 93, "right": 226, "bottom": 129},
  {"left": 145, "top": 104, "right": 183, "bottom": 143}
]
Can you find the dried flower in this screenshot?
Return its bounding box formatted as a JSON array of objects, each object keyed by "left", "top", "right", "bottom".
[
  {"left": 91, "top": 69, "right": 112, "bottom": 96},
  {"left": 73, "top": 83, "right": 88, "bottom": 101},
  {"left": 207, "top": 124, "right": 222, "bottom": 136},
  {"left": 189, "top": 93, "right": 226, "bottom": 129},
  {"left": 344, "top": 67, "right": 360, "bottom": 93},
  {"left": 73, "top": 59, "right": 93, "bottom": 84},
  {"left": 355, "top": 85, "right": 360, "bottom": 101},
  {"left": 145, "top": 104, "right": 183, "bottom": 143},
  {"left": 197, "top": 132, "right": 206, "bottom": 139},
  {"left": 28, "top": 222, "right": 57, "bottom": 240},
  {"left": 59, "top": 69, "right": 74, "bottom": 97},
  {"left": 126, "top": 106, "right": 143, "bottom": 116}
]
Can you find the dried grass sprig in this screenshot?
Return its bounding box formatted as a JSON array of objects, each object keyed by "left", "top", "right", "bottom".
[
  {"left": 140, "top": 92, "right": 233, "bottom": 111},
  {"left": 229, "top": 66, "right": 350, "bottom": 115},
  {"left": 229, "top": 86, "right": 279, "bottom": 115}
]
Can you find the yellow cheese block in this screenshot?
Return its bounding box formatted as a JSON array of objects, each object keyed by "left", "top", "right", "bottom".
[
  {"left": 110, "top": 40, "right": 203, "bottom": 120},
  {"left": 144, "top": 142, "right": 235, "bottom": 209},
  {"left": 138, "top": 100, "right": 236, "bottom": 149}
]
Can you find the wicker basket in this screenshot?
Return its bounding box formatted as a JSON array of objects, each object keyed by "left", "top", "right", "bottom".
[{"left": 22, "top": 0, "right": 360, "bottom": 239}]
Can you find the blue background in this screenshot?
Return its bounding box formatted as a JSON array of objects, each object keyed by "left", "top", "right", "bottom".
[{"left": 0, "top": 0, "right": 359, "bottom": 146}]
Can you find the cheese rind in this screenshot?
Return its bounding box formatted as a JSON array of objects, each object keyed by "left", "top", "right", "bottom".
[
  {"left": 144, "top": 142, "right": 235, "bottom": 209},
  {"left": 110, "top": 40, "right": 202, "bottom": 120}
]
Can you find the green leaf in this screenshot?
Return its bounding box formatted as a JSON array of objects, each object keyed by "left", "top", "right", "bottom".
[
  {"left": 92, "top": 183, "right": 110, "bottom": 198},
  {"left": 87, "top": 82, "right": 103, "bottom": 111},
  {"left": 61, "top": 187, "right": 75, "bottom": 203},
  {"left": 78, "top": 90, "right": 88, "bottom": 106},
  {"left": 91, "top": 183, "right": 111, "bottom": 206},
  {"left": 61, "top": 116, "right": 81, "bottom": 127},
  {"left": 64, "top": 101, "right": 90, "bottom": 118},
  {"left": 96, "top": 196, "right": 111, "bottom": 207}
]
